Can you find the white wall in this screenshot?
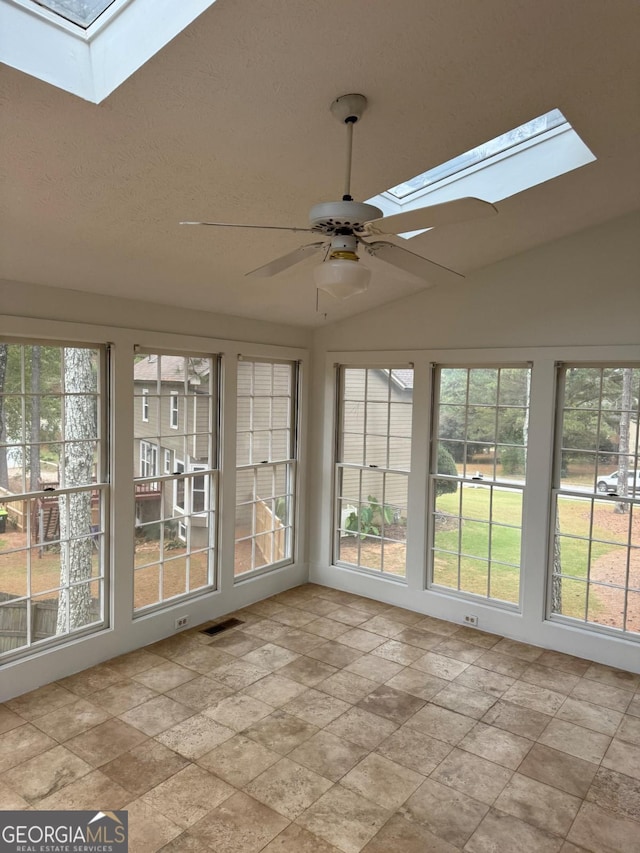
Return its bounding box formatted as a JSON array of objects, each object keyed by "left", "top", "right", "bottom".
[
  {"left": 0, "top": 289, "right": 309, "bottom": 700},
  {"left": 309, "top": 211, "right": 640, "bottom": 673}
]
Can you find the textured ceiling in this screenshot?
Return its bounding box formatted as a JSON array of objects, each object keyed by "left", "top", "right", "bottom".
[{"left": 1, "top": 0, "right": 639, "bottom": 328}]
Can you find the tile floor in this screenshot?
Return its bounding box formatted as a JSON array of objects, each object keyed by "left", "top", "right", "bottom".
[{"left": 1, "top": 583, "right": 640, "bottom": 853}]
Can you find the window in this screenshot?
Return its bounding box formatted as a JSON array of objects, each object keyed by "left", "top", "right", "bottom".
[
  {"left": 139, "top": 440, "right": 157, "bottom": 477},
  {"left": 335, "top": 367, "right": 412, "bottom": 578},
  {"left": 141, "top": 388, "right": 149, "bottom": 422},
  {"left": 430, "top": 366, "right": 530, "bottom": 604},
  {"left": 30, "top": 0, "right": 116, "bottom": 28},
  {"left": 551, "top": 365, "right": 640, "bottom": 637},
  {"left": 133, "top": 352, "right": 218, "bottom": 612},
  {"left": 235, "top": 358, "right": 298, "bottom": 576},
  {"left": 0, "top": 341, "right": 107, "bottom": 661},
  {"left": 170, "top": 393, "right": 179, "bottom": 429}
]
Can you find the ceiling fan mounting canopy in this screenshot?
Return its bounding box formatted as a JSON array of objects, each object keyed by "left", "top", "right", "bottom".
[{"left": 308, "top": 200, "right": 383, "bottom": 235}]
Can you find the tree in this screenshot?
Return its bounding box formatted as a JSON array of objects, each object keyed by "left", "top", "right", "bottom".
[
  {"left": 0, "top": 344, "right": 8, "bottom": 489},
  {"left": 615, "top": 368, "right": 634, "bottom": 514},
  {"left": 56, "top": 348, "right": 96, "bottom": 634},
  {"left": 435, "top": 445, "right": 458, "bottom": 497}
]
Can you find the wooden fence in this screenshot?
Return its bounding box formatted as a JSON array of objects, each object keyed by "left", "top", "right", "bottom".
[
  {"left": 255, "top": 499, "right": 287, "bottom": 564},
  {"left": 0, "top": 591, "right": 100, "bottom": 654}
]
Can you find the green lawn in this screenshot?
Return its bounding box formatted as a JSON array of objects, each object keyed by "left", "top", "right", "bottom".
[{"left": 432, "top": 486, "right": 628, "bottom": 619}]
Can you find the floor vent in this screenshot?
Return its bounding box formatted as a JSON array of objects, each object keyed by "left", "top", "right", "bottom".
[{"left": 201, "top": 617, "right": 244, "bottom": 636}]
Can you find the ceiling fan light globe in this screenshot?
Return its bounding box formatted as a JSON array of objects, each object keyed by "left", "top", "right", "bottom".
[{"left": 314, "top": 257, "right": 371, "bottom": 299}]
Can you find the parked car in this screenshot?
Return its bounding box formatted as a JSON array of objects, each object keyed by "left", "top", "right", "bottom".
[{"left": 596, "top": 470, "right": 640, "bottom": 493}]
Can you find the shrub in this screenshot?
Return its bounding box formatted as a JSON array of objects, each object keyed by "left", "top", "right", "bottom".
[{"left": 436, "top": 445, "right": 459, "bottom": 496}]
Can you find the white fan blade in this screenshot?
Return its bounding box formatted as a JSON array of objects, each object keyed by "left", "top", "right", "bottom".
[
  {"left": 246, "top": 242, "right": 327, "bottom": 277},
  {"left": 363, "top": 197, "right": 498, "bottom": 236},
  {"left": 363, "top": 241, "right": 463, "bottom": 286},
  {"left": 180, "top": 221, "right": 314, "bottom": 233}
]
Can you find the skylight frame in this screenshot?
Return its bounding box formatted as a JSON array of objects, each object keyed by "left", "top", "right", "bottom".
[
  {"left": 366, "top": 109, "right": 596, "bottom": 239},
  {"left": 30, "top": 0, "right": 119, "bottom": 30}
]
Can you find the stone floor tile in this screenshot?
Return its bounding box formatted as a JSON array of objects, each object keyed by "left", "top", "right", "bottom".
[
  {"left": 243, "top": 709, "right": 319, "bottom": 755},
  {"left": 0, "top": 704, "right": 26, "bottom": 734},
  {"left": 315, "top": 670, "right": 378, "bottom": 704},
  {"left": 241, "top": 618, "right": 289, "bottom": 642},
  {"left": 399, "top": 777, "right": 488, "bottom": 848},
  {"left": 106, "top": 648, "right": 165, "bottom": 677},
  {"left": 170, "top": 643, "right": 235, "bottom": 675},
  {"left": 241, "top": 643, "right": 300, "bottom": 672},
  {"left": 539, "top": 719, "right": 611, "bottom": 764},
  {"left": 481, "top": 699, "right": 552, "bottom": 739},
  {"left": 616, "top": 713, "right": 640, "bottom": 746},
  {"left": 453, "top": 664, "right": 515, "bottom": 698},
  {"left": 202, "top": 693, "right": 272, "bottom": 731},
  {"left": 306, "top": 641, "right": 364, "bottom": 669},
  {"left": 431, "top": 747, "right": 513, "bottom": 805},
  {"left": 276, "top": 655, "right": 338, "bottom": 686},
  {"left": 335, "top": 627, "right": 385, "bottom": 652},
  {"left": 362, "top": 814, "right": 460, "bottom": 853},
  {"left": 100, "top": 739, "right": 190, "bottom": 796},
  {"left": 245, "top": 756, "right": 332, "bottom": 819},
  {"left": 450, "top": 626, "right": 500, "bottom": 649},
  {"left": 502, "top": 680, "right": 566, "bottom": 715},
  {"left": 261, "top": 822, "right": 342, "bottom": 852},
  {"left": 271, "top": 606, "right": 315, "bottom": 629},
  {"left": 370, "top": 638, "right": 425, "bottom": 665},
  {"left": 65, "top": 718, "right": 148, "bottom": 766},
  {"left": 410, "top": 651, "right": 470, "bottom": 680},
  {"left": 0, "top": 724, "right": 55, "bottom": 772},
  {"left": 242, "top": 673, "right": 308, "bottom": 707},
  {"left": 394, "top": 627, "right": 443, "bottom": 651},
  {"left": 189, "top": 791, "right": 289, "bottom": 853},
  {"left": 119, "top": 694, "right": 193, "bottom": 736},
  {"left": 356, "top": 684, "right": 425, "bottom": 724},
  {"left": 155, "top": 714, "right": 235, "bottom": 759},
  {"left": 124, "top": 797, "right": 182, "bottom": 852},
  {"left": 586, "top": 767, "right": 640, "bottom": 822},
  {"left": 156, "top": 831, "right": 215, "bottom": 852},
  {"left": 90, "top": 679, "right": 159, "bottom": 716},
  {"left": 494, "top": 772, "right": 582, "bottom": 835},
  {"left": 536, "top": 650, "right": 592, "bottom": 677},
  {"left": 413, "top": 615, "right": 460, "bottom": 637},
  {"left": 473, "top": 649, "right": 529, "bottom": 678},
  {"left": 37, "top": 769, "right": 132, "bottom": 810},
  {"left": 343, "top": 653, "right": 404, "bottom": 683},
  {"left": 57, "top": 664, "right": 124, "bottom": 698},
  {"left": 303, "top": 617, "right": 350, "bottom": 640},
  {"left": 274, "top": 628, "right": 328, "bottom": 655},
  {"left": 197, "top": 734, "right": 280, "bottom": 787},
  {"left": 458, "top": 721, "right": 533, "bottom": 770},
  {"left": 583, "top": 662, "right": 640, "bottom": 692},
  {"left": 164, "top": 675, "right": 233, "bottom": 711},
  {"left": 602, "top": 737, "right": 640, "bottom": 781},
  {"left": 141, "top": 764, "right": 234, "bottom": 828},
  {"left": 431, "top": 682, "right": 496, "bottom": 719},
  {"left": 33, "top": 696, "right": 111, "bottom": 741},
  {"left": 0, "top": 779, "right": 30, "bottom": 810},
  {"left": 289, "top": 729, "right": 369, "bottom": 783},
  {"left": 294, "top": 597, "right": 340, "bottom": 618},
  {"left": 571, "top": 678, "right": 633, "bottom": 713},
  {"left": 405, "top": 702, "right": 476, "bottom": 745},
  {"left": 211, "top": 660, "right": 272, "bottom": 691},
  {"left": 567, "top": 801, "right": 640, "bottom": 853},
  {"left": 433, "top": 637, "right": 486, "bottom": 664},
  {"left": 4, "top": 744, "right": 92, "bottom": 803},
  {"left": 385, "top": 667, "right": 448, "bottom": 701},
  {"left": 296, "top": 785, "right": 391, "bottom": 853},
  {"left": 491, "top": 638, "right": 543, "bottom": 663},
  {"left": 341, "top": 752, "right": 424, "bottom": 810},
  {"left": 6, "top": 682, "right": 77, "bottom": 720},
  {"left": 205, "top": 630, "right": 266, "bottom": 657},
  {"left": 521, "top": 662, "right": 581, "bottom": 695},
  {"left": 132, "top": 661, "right": 198, "bottom": 692},
  {"left": 556, "top": 696, "right": 623, "bottom": 736},
  {"left": 281, "top": 688, "right": 351, "bottom": 727},
  {"left": 517, "top": 742, "right": 598, "bottom": 797},
  {"left": 376, "top": 724, "right": 453, "bottom": 775},
  {"left": 325, "top": 706, "right": 398, "bottom": 749},
  {"left": 465, "top": 808, "right": 563, "bottom": 853}
]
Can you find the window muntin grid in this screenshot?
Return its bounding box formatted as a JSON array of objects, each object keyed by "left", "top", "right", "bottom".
[
  {"left": 133, "top": 352, "right": 217, "bottom": 612},
  {"left": 430, "top": 365, "right": 530, "bottom": 605},
  {"left": 335, "top": 367, "right": 412, "bottom": 578},
  {"left": 551, "top": 365, "right": 640, "bottom": 637},
  {"left": 0, "top": 342, "right": 107, "bottom": 661},
  {"left": 234, "top": 359, "right": 297, "bottom": 577}
]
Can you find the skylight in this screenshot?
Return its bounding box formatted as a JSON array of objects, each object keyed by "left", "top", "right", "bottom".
[
  {"left": 367, "top": 109, "right": 596, "bottom": 238},
  {"left": 32, "top": 0, "right": 115, "bottom": 28}
]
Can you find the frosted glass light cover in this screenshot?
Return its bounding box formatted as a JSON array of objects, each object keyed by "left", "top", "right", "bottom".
[{"left": 314, "top": 258, "right": 371, "bottom": 299}]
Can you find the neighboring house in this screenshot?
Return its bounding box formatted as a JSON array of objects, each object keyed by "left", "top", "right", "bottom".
[{"left": 134, "top": 354, "right": 211, "bottom": 545}]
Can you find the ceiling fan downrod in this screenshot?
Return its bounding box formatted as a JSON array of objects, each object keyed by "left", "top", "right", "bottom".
[{"left": 330, "top": 93, "right": 368, "bottom": 201}]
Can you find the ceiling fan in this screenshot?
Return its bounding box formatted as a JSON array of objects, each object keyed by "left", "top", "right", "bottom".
[{"left": 181, "top": 94, "right": 498, "bottom": 298}]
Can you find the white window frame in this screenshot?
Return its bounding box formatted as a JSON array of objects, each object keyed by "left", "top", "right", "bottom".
[
  {"left": 164, "top": 448, "right": 171, "bottom": 473},
  {"left": 170, "top": 392, "right": 179, "bottom": 429},
  {"left": 139, "top": 439, "right": 157, "bottom": 477},
  {"left": 141, "top": 388, "right": 149, "bottom": 422}
]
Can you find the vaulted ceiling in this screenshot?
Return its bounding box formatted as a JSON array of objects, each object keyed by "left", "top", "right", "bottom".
[{"left": 1, "top": 0, "right": 639, "bottom": 327}]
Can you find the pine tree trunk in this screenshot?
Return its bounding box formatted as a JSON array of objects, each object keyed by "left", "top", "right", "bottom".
[
  {"left": 615, "top": 368, "right": 633, "bottom": 514},
  {"left": 0, "top": 344, "right": 8, "bottom": 489},
  {"left": 30, "top": 346, "right": 41, "bottom": 491},
  {"left": 57, "top": 349, "right": 95, "bottom": 634}
]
